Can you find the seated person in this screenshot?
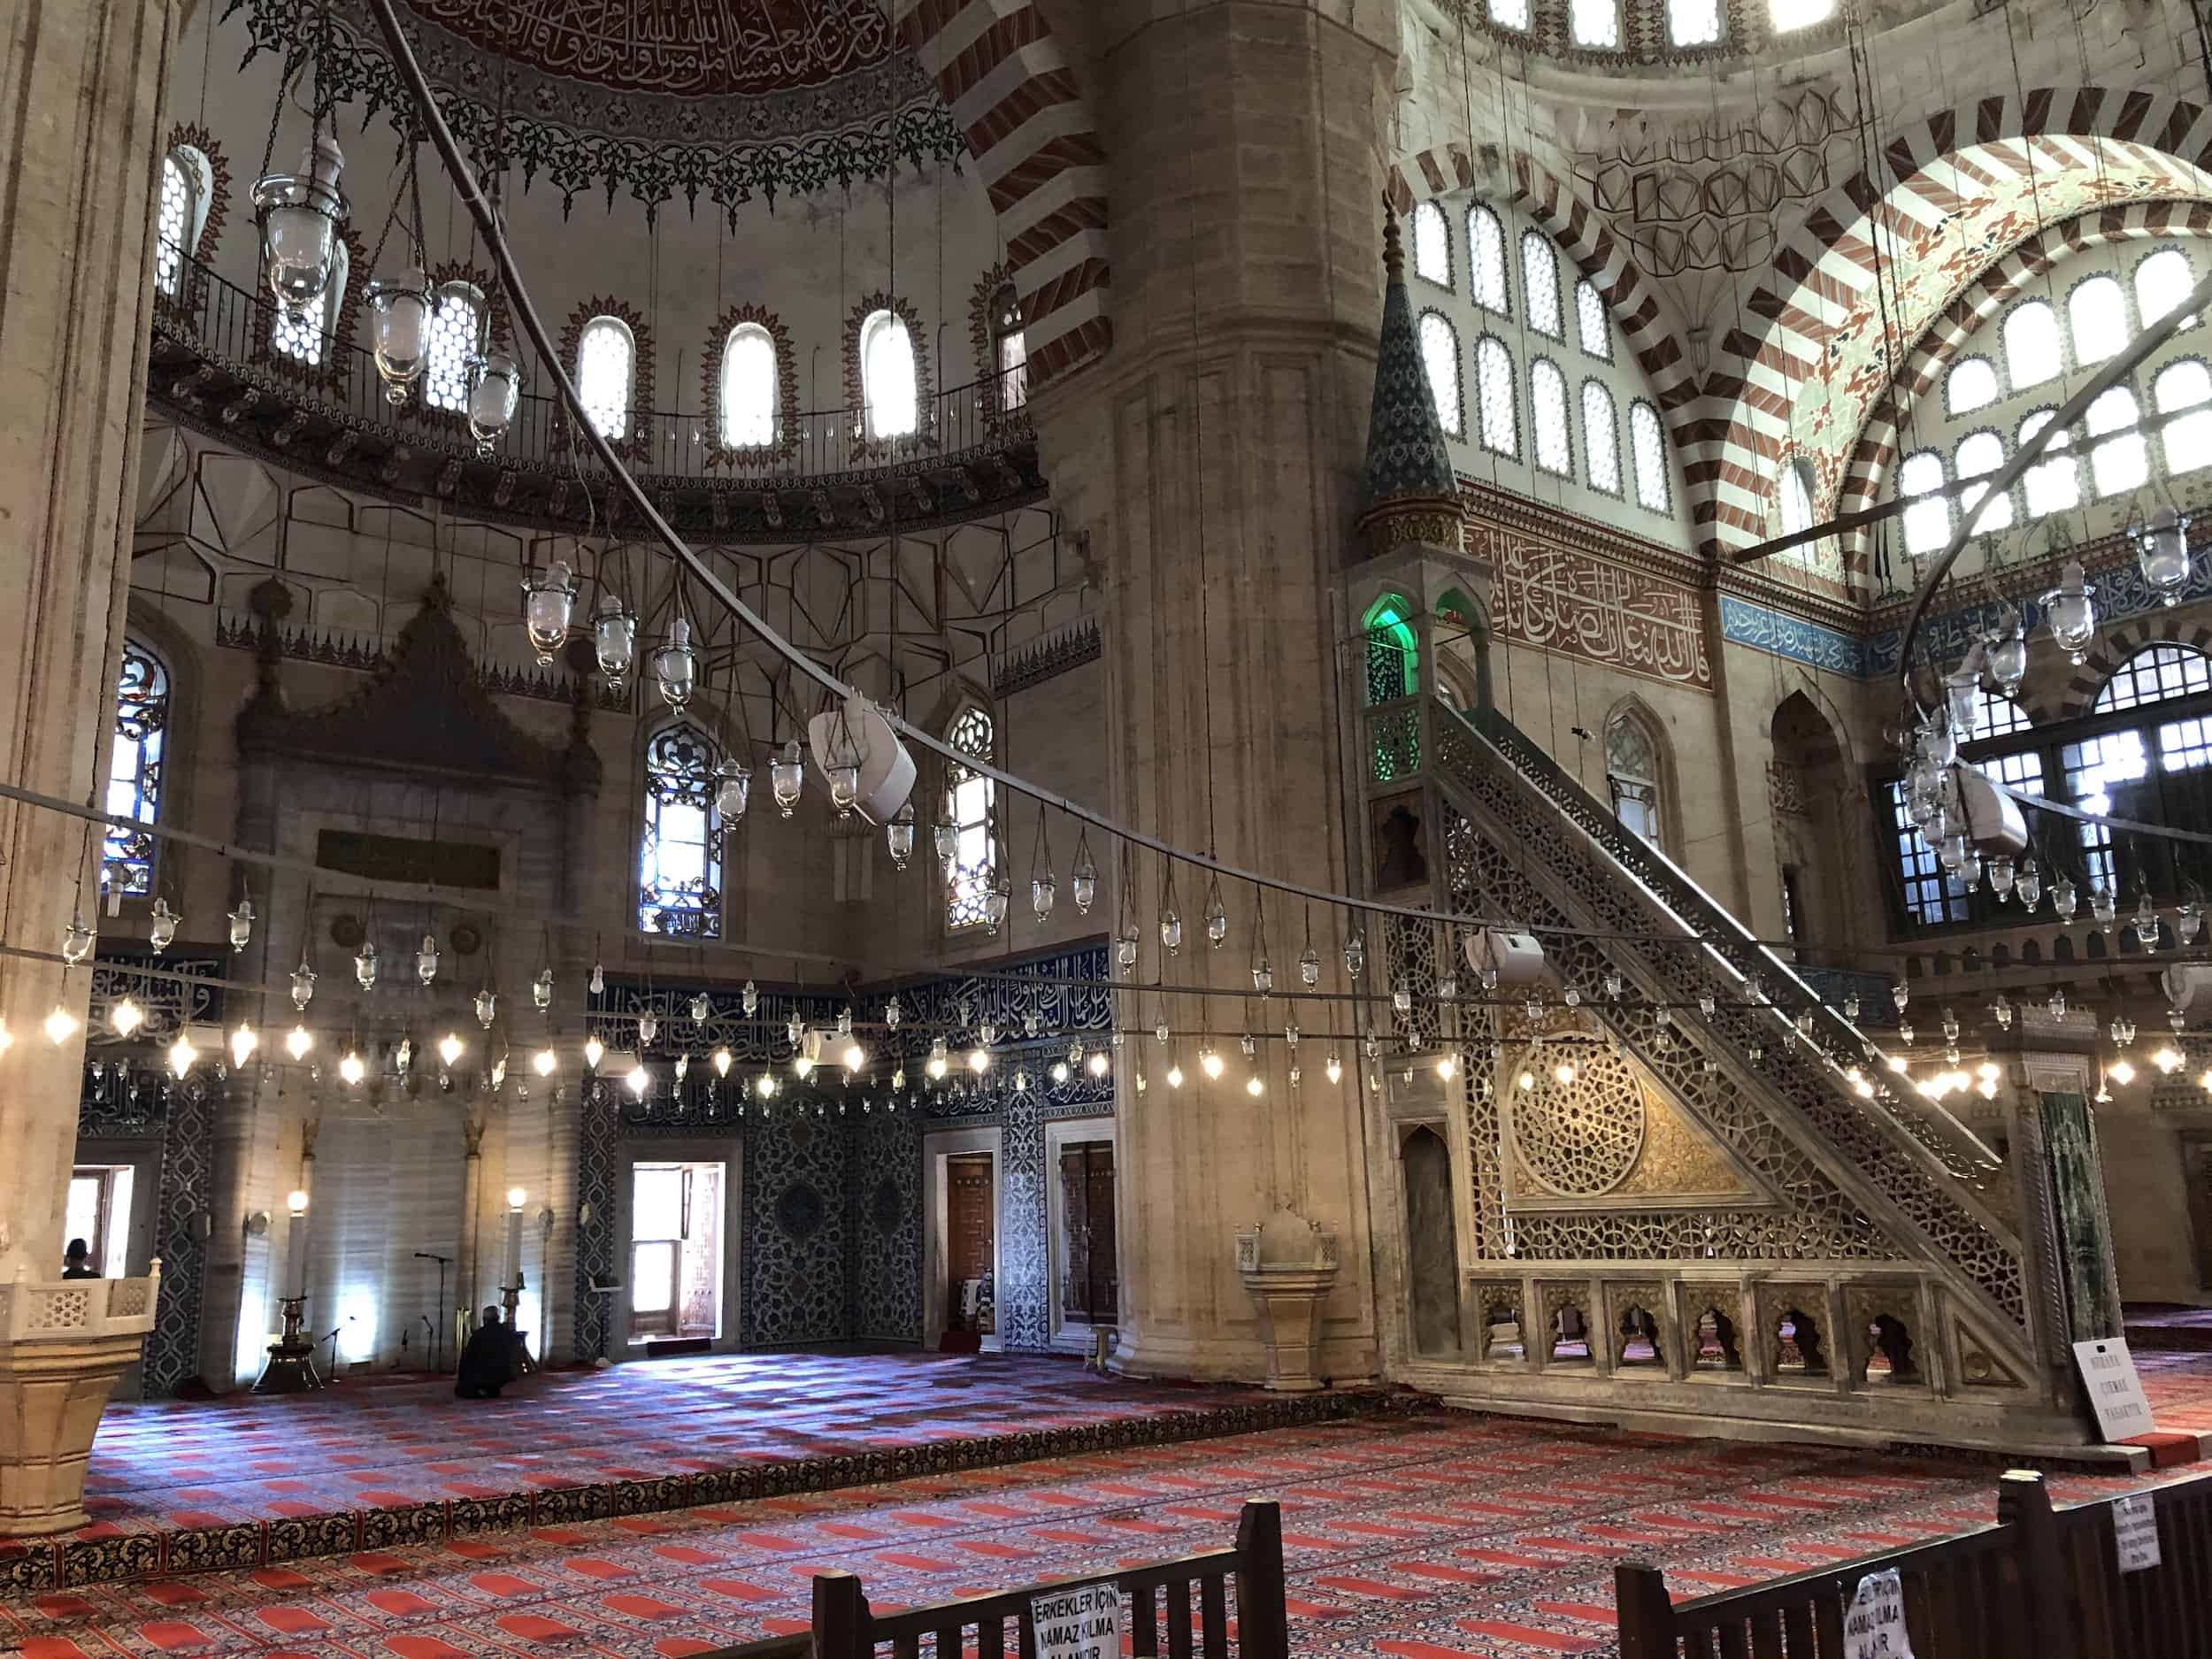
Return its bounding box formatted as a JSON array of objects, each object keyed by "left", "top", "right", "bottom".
[
  {"left": 61, "top": 1238, "right": 99, "bottom": 1279},
  {"left": 455, "top": 1305, "right": 517, "bottom": 1399}
]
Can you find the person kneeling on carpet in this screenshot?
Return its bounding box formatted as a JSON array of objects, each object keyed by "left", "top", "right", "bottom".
[{"left": 456, "top": 1305, "right": 516, "bottom": 1399}]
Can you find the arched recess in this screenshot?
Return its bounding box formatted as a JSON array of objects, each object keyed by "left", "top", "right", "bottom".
[
  {"left": 1434, "top": 584, "right": 1492, "bottom": 713},
  {"left": 1361, "top": 594, "right": 1421, "bottom": 705},
  {"left": 1770, "top": 689, "right": 1855, "bottom": 956},
  {"left": 887, "top": 0, "right": 1110, "bottom": 390},
  {"left": 1599, "top": 695, "right": 1678, "bottom": 852},
  {"left": 1696, "top": 88, "right": 2212, "bottom": 559},
  {"left": 1398, "top": 1125, "right": 1462, "bottom": 1360},
  {"left": 1385, "top": 142, "right": 1694, "bottom": 426}
]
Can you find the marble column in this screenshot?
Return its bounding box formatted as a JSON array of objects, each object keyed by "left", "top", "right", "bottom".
[
  {"left": 0, "top": 0, "right": 185, "bottom": 1531},
  {"left": 1027, "top": 1, "right": 1391, "bottom": 1385}
]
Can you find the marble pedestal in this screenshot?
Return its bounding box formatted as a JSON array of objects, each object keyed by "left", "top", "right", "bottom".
[
  {"left": 0, "top": 1265, "right": 161, "bottom": 1536},
  {"left": 1237, "top": 1211, "right": 1342, "bottom": 1393}
]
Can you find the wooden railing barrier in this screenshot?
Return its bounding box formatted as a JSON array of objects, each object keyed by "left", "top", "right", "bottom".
[
  {"left": 707, "top": 1500, "right": 1287, "bottom": 1659},
  {"left": 1617, "top": 1465, "right": 2212, "bottom": 1658}
]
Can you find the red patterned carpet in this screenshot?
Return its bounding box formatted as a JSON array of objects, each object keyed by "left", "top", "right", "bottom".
[
  {"left": 72, "top": 1354, "right": 1279, "bottom": 1533},
  {"left": 0, "top": 1409, "right": 2165, "bottom": 1659}
]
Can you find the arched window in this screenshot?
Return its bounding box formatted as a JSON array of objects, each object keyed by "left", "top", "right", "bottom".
[
  {"left": 1779, "top": 458, "right": 1813, "bottom": 536},
  {"left": 1955, "top": 429, "right": 2012, "bottom": 534},
  {"left": 1467, "top": 206, "right": 1509, "bottom": 314},
  {"left": 2018, "top": 409, "right": 2079, "bottom": 518},
  {"left": 577, "top": 315, "right": 635, "bottom": 441},
  {"left": 719, "top": 322, "right": 780, "bottom": 449},
  {"left": 640, "top": 722, "right": 724, "bottom": 938},
  {"left": 1628, "top": 401, "right": 1669, "bottom": 511},
  {"left": 1946, "top": 356, "right": 1999, "bottom": 416},
  {"left": 989, "top": 283, "right": 1028, "bottom": 411},
  {"left": 1521, "top": 233, "right": 1562, "bottom": 339},
  {"left": 2136, "top": 247, "right": 2197, "bottom": 330},
  {"left": 2068, "top": 274, "right": 2127, "bottom": 366},
  {"left": 2154, "top": 359, "right": 2212, "bottom": 474},
  {"left": 2004, "top": 299, "right": 2062, "bottom": 389},
  {"left": 1574, "top": 280, "right": 1611, "bottom": 360},
  {"left": 1770, "top": 0, "right": 1834, "bottom": 26},
  {"left": 2069, "top": 646, "right": 2212, "bottom": 895},
  {"left": 945, "top": 707, "right": 996, "bottom": 931},
  {"left": 1582, "top": 380, "right": 1621, "bottom": 494},
  {"left": 2085, "top": 385, "right": 2147, "bottom": 496},
  {"left": 1488, "top": 0, "right": 1530, "bottom": 26},
  {"left": 1898, "top": 449, "right": 1949, "bottom": 557},
  {"left": 1474, "top": 335, "right": 1518, "bottom": 457},
  {"left": 1604, "top": 710, "right": 1663, "bottom": 847},
  {"left": 1364, "top": 597, "right": 1418, "bottom": 704},
  {"left": 1530, "top": 357, "right": 1571, "bottom": 475},
  {"left": 424, "top": 280, "right": 484, "bottom": 414},
  {"left": 155, "top": 153, "right": 194, "bottom": 297},
  {"left": 272, "top": 239, "right": 346, "bottom": 366},
  {"left": 1410, "top": 202, "right": 1451, "bottom": 288},
  {"left": 1668, "top": 0, "right": 1721, "bottom": 43},
  {"left": 1417, "top": 311, "right": 1463, "bottom": 437},
  {"left": 862, "top": 308, "right": 919, "bottom": 440},
  {"left": 1570, "top": 0, "right": 1619, "bottom": 47},
  {"left": 104, "top": 640, "right": 169, "bottom": 897}
]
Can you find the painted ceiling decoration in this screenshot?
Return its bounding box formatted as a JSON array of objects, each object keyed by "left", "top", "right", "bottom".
[{"left": 224, "top": 0, "right": 964, "bottom": 218}]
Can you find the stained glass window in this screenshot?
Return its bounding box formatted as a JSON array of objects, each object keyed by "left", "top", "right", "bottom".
[
  {"left": 272, "top": 240, "right": 345, "bottom": 367},
  {"left": 1668, "top": 0, "right": 1721, "bottom": 42},
  {"left": 2018, "top": 409, "right": 2079, "bottom": 518},
  {"left": 640, "top": 723, "right": 723, "bottom": 938},
  {"left": 424, "top": 284, "right": 483, "bottom": 413},
  {"left": 1899, "top": 449, "right": 1949, "bottom": 557},
  {"left": 1522, "top": 234, "right": 1562, "bottom": 339},
  {"left": 1575, "top": 280, "right": 1610, "bottom": 360},
  {"left": 2154, "top": 360, "right": 2212, "bottom": 474},
  {"left": 1946, "top": 357, "right": 1998, "bottom": 415},
  {"left": 1475, "top": 336, "right": 1517, "bottom": 457},
  {"left": 1418, "top": 311, "right": 1463, "bottom": 436},
  {"left": 1629, "top": 401, "right": 1669, "bottom": 511},
  {"left": 1531, "top": 358, "right": 1571, "bottom": 475},
  {"left": 946, "top": 707, "right": 995, "bottom": 930},
  {"left": 862, "top": 308, "right": 918, "bottom": 439},
  {"left": 104, "top": 641, "right": 169, "bottom": 897},
  {"left": 156, "top": 153, "right": 191, "bottom": 297},
  {"left": 1410, "top": 202, "right": 1450, "bottom": 288},
  {"left": 1570, "top": 0, "right": 1619, "bottom": 46},
  {"left": 1365, "top": 599, "right": 1418, "bottom": 704},
  {"left": 1468, "top": 207, "right": 1509, "bottom": 313},
  {"left": 720, "top": 323, "right": 779, "bottom": 449},
  {"left": 2137, "top": 247, "right": 2196, "bottom": 330},
  {"left": 2069, "top": 274, "right": 2127, "bottom": 366},
  {"left": 1955, "top": 429, "right": 2012, "bottom": 534},
  {"left": 577, "top": 316, "right": 634, "bottom": 441},
  {"left": 1582, "top": 380, "right": 1621, "bottom": 493},
  {"left": 2004, "top": 300, "right": 2061, "bottom": 389},
  {"left": 2086, "top": 385, "right": 2147, "bottom": 496}
]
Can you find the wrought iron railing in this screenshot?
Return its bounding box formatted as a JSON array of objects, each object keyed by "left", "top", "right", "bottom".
[{"left": 150, "top": 250, "right": 1033, "bottom": 485}]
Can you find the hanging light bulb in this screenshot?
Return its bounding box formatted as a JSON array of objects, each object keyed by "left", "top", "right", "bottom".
[
  {"left": 1343, "top": 926, "right": 1366, "bottom": 979},
  {"left": 1116, "top": 923, "right": 1140, "bottom": 972},
  {"left": 592, "top": 593, "right": 639, "bottom": 692},
  {"left": 1843, "top": 991, "right": 1861, "bottom": 1021},
  {"left": 165, "top": 1033, "right": 196, "bottom": 1079},
  {"left": 355, "top": 939, "right": 379, "bottom": 990},
  {"left": 61, "top": 910, "right": 95, "bottom": 965},
  {"left": 1203, "top": 879, "right": 1227, "bottom": 949},
  {"left": 145, "top": 896, "right": 178, "bottom": 952},
  {"left": 2053, "top": 875, "right": 2079, "bottom": 922},
  {"left": 926, "top": 1037, "right": 949, "bottom": 1079},
  {"left": 639, "top": 1009, "right": 660, "bottom": 1046},
  {"left": 230, "top": 1022, "right": 257, "bottom": 1066},
  {"left": 1993, "top": 995, "right": 2014, "bottom": 1030},
  {"left": 1200, "top": 1045, "right": 1225, "bottom": 1080},
  {"left": 534, "top": 1046, "right": 557, "bottom": 1078},
  {"left": 2131, "top": 506, "right": 2194, "bottom": 604},
  {"left": 2039, "top": 558, "right": 2100, "bottom": 664},
  {"left": 712, "top": 1047, "right": 732, "bottom": 1078},
  {"left": 1070, "top": 837, "right": 1099, "bottom": 914},
  {"left": 627, "top": 1062, "right": 652, "bottom": 1098},
  {"left": 1990, "top": 854, "right": 2016, "bottom": 902},
  {"left": 741, "top": 981, "right": 759, "bottom": 1016},
  {"left": 1393, "top": 986, "right": 1413, "bottom": 1015},
  {"left": 1154, "top": 1016, "right": 1170, "bottom": 1045},
  {"left": 110, "top": 997, "right": 143, "bottom": 1038},
  {"left": 285, "top": 1024, "right": 312, "bottom": 1061},
  {"left": 967, "top": 1046, "right": 991, "bottom": 1074},
  {"left": 1325, "top": 1052, "right": 1343, "bottom": 1085},
  {"left": 1253, "top": 956, "right": 1274, "bottom": 995},
  {"left": 252, "top": 129, "right": 347, "bottom": 319},
  {"left": 841, "top": 1038, "right": 866, "bottom": 1072},
  {"left": 2049, "top": 987, "right": 2068, "bottom": 1019},
  {"left": 653, "top": 618, "right": 698, "bottom": 711},
  {"left": 1605, "top": 972, "right": 1625, "bottom": 1001},
  {"left": 1087, "top": 1050, "right": 1110, "bottom": 1078},
  {"left": 42, "top": 1003, "right": 78, "bottom": 1045},
  {"left": 227, "top": 896, "right": 254, "bottom": 951},
  {"left": 2181, "top": 901, "right": 2206, "bottom": 947},
  {"left": 2154, "top": 1045, "right": 2185, "bottom": 1075},
  {"left": 439, "top": 1032, "right": 464, "bottom": 1068},
  {"left": 771, "top": 740, "right": 805, "bottom": 817},
  {"left": 468, "top": 987, "right": 494, "bottom": 1030},
  {"left": 786, "top": 1010, "right": 805, "bottom": 1047},
  {"left": 1985, "top": 606, "right": 2029, "bottom": 696},
  {"left": 2134, "top": 892, "right": 2162, "bottom": 949},
  {"left": 466, "top": 350, "right": 522, "bottom": 451},
  {"left": 2111, "top": 1059, "right": 2138, "bottom": 1086},
  {"left": 688, "top": 992, "right": 711, "bottom": 1025},
  {"left": 1033, "top": 869, "right": 1057, "bottom": 922},
  {"left": 521, "top": 560, "right": 577, "bottom": 665},
  {"left": 1160, "top": 902, "right": 1183, "bottom": 955},
  {"left": 2091, "top": 881, "right": 2118, "bottom": 933},
  {"left": 887, "top": 803, "right": 916, "bottom": 869},
  {"left": 414, "top": 932, "right": 439, "bottom": 986},
  {"left": 885, "top": 995, "right": 902, "bottom": 1031},
  {"left": 584, "top": 1033, "right": 605, "bottom": 1070},
  {"left": 979, "top": 1017, "right": 1001, "bottom": 1047},
  {"left": 590, "top": 962, "right": 607, "bottom": 997},
  {"left": 714, "top": 757, "right": 753, "bottom": 829},
  {"left": 365, "top": 265, "right": 432, "bottom": 402},
  {"left": 2018, "top": 860, "right": 2043, "bottom": 910},
  {"left": 1245, "top": 1073, "right": 1263, "bottom": 1097},
  {"left": 338, "top": 1048, "right": 365, "bottom": 1086},
  {"left": 983, "top": 877, "right": 1011, "bottom": 934},
  {"left": 1294, "top": 943, "right": 1321, "bottom": 989},
  {"left": 1436, "top": 1053, "right": 1458, "bottom": 1080},
  {"left": 527, "top": 967, "right": 553, "bottom": 1014}
]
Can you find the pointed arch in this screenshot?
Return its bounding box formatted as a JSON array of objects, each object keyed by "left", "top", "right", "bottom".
[
  {"left": 1601, "top": 696, "right": 1675, "bottom": 852},
  {"left": 1362, "top": 594, "right": 1420, "bottom": 705}
]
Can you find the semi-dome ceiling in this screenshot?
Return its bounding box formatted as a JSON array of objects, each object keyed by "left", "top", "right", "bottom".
[{"left": 396, "top": 0, "right": 896, "bottom": 97}]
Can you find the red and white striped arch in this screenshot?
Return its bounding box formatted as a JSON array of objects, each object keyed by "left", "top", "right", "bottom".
[
  {"left": 892, "top": 0, "right": 1110, "bottom": 390},
  {"left": 1701, "top": 87, "right": 2212, "bottom": 563},
  {"left": 1384, "top": 142, "right": 1695, "bottom": 424}
]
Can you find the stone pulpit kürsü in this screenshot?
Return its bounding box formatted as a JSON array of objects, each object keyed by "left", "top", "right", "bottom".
[{"left": 1236, "top": 1210, "right": 1341, "bottom": 1393}]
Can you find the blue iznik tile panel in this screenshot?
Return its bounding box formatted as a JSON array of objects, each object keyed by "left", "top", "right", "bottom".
[{"left": 1718, "top": 596, "right": 1870, "bottom": 679}]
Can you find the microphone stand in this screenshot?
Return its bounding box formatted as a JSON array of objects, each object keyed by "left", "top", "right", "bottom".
[
  {"left": 414, "top": 1251, "right": 453, "bottom": 1371},
  {"left": 320, "top": 1325, "right": 342, "bottom": 1381}
]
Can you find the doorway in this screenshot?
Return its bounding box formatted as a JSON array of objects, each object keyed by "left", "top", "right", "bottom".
[
  {"left": 628, "top": 1162, "right": 726, "bottom": 1345},
  {"left": 923, "top": 1126, "right": 1002, "bottom": 1352}
]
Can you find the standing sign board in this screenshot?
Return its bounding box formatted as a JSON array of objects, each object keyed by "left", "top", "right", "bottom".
[
  {"left": 1032, "top": 1580, "right": 1121, "bottom": 1659},
  {"left": 2072, "top": 1338, "right": 2157, "bottom": 1441},
  {"left": 1841, "top": 1567, "right": 1913, "bottom": 1659}
]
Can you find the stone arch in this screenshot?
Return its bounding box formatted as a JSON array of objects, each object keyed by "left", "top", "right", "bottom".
[
  {"left": 1696, "top": 86, "right": 2212, "bottom": 560},
  {"left": 1385, "top": 142, "right": 1692, "bottom": 421},
  {"left": 1770, "top": 689, "right": 1854, "bottom": 953},
  {"left": 891, "top": 0, "right": 1110, "bottom": 390},
  {"left": 1599, "top": 694, "right": 1678, "bottom": 851},
  {"left": 2057, "top": 623, "right": 2212, "bottom": 720}
]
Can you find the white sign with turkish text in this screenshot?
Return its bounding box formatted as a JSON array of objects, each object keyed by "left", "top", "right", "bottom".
[
  {"left": 2115, "top": 1492, "right": 2162, "bottom": 1573},
  {"left": 2073, "top": 1338, "right": 2157, "bottom": 1442},
  {"left": 1842, "top": 1567, "right": 1914, "bottom": 1659},
  {"left": 1032, "top": 1579, "right": 1122, "bottom": 1659}
]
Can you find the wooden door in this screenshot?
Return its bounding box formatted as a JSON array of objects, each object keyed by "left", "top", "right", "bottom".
[
  {"left": 1058, "top": 1141, "right": 1118, "bottom": 1324},
  {"left": 945, "top": 1154, "right": 995, "bottom": 1332}
]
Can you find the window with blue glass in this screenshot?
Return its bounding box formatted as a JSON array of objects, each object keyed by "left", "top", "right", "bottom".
[
  {"left": 104, "top": 641, "right": 169, "bottom": 896},
  {"left": 640, "top": 722, "right": 723, "bottom": 937}
]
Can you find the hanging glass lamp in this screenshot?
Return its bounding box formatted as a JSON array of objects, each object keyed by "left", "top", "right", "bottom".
[
  {"left": 594, "top": 594, "right": 638, "bottom": 691},
  {"left": 228, "top": 897, "right": 254, "bottom": 950},
  {"left": 521, "top": 560, "right": 577, "bottom": 665},
  {"left": 716, "top": 757, "right": 752, "bottom": 825},
  {"left": 365, "top": 266, "right": 432, "bottom": 402},
  {"left": 652, "top": 618, "right": 698, "bottom": 710},
  {"left": 770, "top": 740, "right": 804, "bottom": 816},
  {"left": 887, "top": 803, "right": 915, "bottom": 869},
  {"left": 467, "top": 351, "right": 521, "bottom": 451},
  {"left": 252, "top": 131, "right": 347, "bottom": 319}
]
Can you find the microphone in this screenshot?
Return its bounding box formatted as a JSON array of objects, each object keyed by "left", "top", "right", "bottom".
[{"left": 413, "top": 1251, "right": 453, "bottom": 1263}]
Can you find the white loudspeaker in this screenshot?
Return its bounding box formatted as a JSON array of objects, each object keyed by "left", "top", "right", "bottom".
[
  {"left": 1949, "top": 764, "right": 2029, "bottom": 856},
  {"left": 807, "top": 695, "right": 917, "bottom": 825},
  {"left": 1465, "top": 928, "right": 1548, "bottom": 985},
  {"left": 2162, "top": 964, "right": 2212, "bottom": 1020}
]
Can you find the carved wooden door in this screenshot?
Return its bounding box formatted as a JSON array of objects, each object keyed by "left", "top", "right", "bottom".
[{"left": 946, "top": 1154, "right": 994, "bottom": 1332}]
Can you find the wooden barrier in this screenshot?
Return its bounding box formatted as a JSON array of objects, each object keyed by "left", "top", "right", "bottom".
[
  {"left": 1617, "top": 1466, "right": 2212, "bottom": 1658},
  {"left": 706, "top": 1501, "right": 1286, "bottom": 1659}
]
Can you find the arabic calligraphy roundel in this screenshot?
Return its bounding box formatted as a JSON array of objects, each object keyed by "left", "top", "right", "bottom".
[{"left": 401, "top": 0, "right": 895, "bottom": 96}]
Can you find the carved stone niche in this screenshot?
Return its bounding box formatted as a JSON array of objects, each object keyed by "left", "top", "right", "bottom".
[
  {"left": 1537, "top": 1280, "right": 1598, "bottom": 1371},
  {"left": 1752, "top": 1281, "right": 1839, "bottom": 1388},
  {"left": 1604, "top": 1280, "right": 1673, "bottom": 1377},
  {"left": 1471, "top": 1279, "right": 1526, "bottom": 1364},
  {"left": 1844, "top": 1281, "right": 1933, "bottom": 1392},
  {"left": 1674, "top": 1281, "right": 1750, "bottom": 1379}
]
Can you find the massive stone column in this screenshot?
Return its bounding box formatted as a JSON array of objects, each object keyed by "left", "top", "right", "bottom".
[
  {"left": 0, "top": 0, "right": 183, "bottom": 1531},
  {"left": 1029, "top": 1, "right": 1393, "bottom": 1384}
]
